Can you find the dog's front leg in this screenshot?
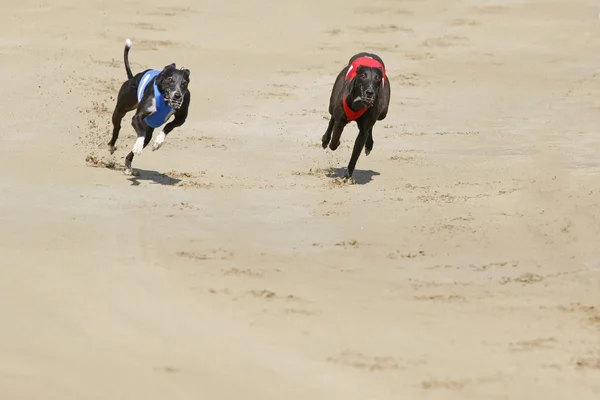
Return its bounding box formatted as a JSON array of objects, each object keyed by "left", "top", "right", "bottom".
[
  {"left": 328, "top": 120, "right": 346, "bottom": 151},
  {"left": 346, "top": 123, "right": 371, "bottom": 179},
  {"left": 153, "top": 114, "right": 186, "bottom": 151},
  {"left": 130, "top": 113, "right": 153, "bottom": 155},
  {"left": 365, "top": 127, "right": 373, "bottom": 156},
  {"left": 153, "top": 92, "right": 190, "bottom": 151},
  {"left": 124, "top": 114, "right": 154, "bottom": 175},
  {"left": 129, "top": 94, "right": 157, "bottom": 158},
  {"left": 321, "top": 117, "right": 335, "bottom": 149}
]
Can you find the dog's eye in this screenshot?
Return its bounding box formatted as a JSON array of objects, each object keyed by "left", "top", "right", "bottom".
[
  {"left": 360, "top": 73, "right": 367, "bottom": 79},
  {"left": 375, "top": 76, "right": 381, "bottom": 82}
]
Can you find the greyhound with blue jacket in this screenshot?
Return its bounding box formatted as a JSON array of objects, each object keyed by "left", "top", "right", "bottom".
[{"left": 108, "top": 39, "right": 191, "bottom": 175}]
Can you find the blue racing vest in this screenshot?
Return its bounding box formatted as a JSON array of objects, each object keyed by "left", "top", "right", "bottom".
[{"left": 137, "top": 70, "right": 173, "bottom": 128}]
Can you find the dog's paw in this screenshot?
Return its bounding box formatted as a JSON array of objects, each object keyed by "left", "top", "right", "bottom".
[
  {"left": 107, "top": 144, "right": 117, "bottom": 155},
  {"left": 131, "top": 137, "right": 145, "bottom": 155},
  {"left": 152, "top": 131, "right": 166, "bottom": 151},
  {"left": 329, "top": 141, "right": 340, "bottom": 151},
  {"left": 365, "top": 148, "right": 371, "bottom": 156},
  {"left": 321, "top": 134, "right": 330, "bottom": 149},
  {"left": 124, "top": 168, "right": 140, "bottom": 177},
  {"left": 342, "top": 172, "right": 356, "bottom": 185}
]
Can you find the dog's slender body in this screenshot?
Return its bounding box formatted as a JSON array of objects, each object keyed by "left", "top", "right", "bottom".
[
  {"left": 321, "top": 52, "right": 391, "bottom": 180},
  {"left": 108, "top": 39, "right": 191, "bottom": 175}
]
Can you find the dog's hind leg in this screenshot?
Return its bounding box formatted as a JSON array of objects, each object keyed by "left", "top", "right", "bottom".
[
  {"left": 108, "top": 105, "right": 129, "bottom": 154},
  {"left": 108, "top": 82, "right": 138, "bottom": 154},
  {"left": 346, "top": 126, "right": 370, "bottom": 179},
  {"left": 321, "top": 117, "right": 335, "bottom": 149},
  {"left": 365, "top": 127, "right": 373, "bottom": 156}
]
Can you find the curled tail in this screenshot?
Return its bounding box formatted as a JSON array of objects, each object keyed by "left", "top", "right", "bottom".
[{"left": 124, "top": 38, "right": 133, "bottom": 79}]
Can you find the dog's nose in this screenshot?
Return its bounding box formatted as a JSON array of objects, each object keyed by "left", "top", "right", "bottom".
[
  {"left": 173, "top": 92, "right": 182, "bottom": 100},
  {"left": 365, "top": 89, "right": 375, "bottom": 98}
]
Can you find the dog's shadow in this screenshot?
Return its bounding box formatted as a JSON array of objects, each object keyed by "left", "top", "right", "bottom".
[
  {"left": 86, "top": 155, "right": 181, "bottom": 186},
  {"left": 126, "top": 168, "right": 181, "bottom": 186},
  {"left": 325, "top": 168, "right": 380, "bottom": 185}
]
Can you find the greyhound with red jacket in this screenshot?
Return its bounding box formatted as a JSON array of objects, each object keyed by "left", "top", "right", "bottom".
[{"left": 321, "top": 52, "right": 391, "bottom": 180}]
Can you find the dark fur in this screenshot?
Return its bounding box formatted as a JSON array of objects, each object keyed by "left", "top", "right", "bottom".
[
  {"left": 321, "top": 52, "right": 391, "bottom": 179},
  {"left": 108, "top": 39, "right": 191, "bottom": 175}
]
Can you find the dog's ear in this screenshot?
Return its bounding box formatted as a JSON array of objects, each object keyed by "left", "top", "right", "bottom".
[
  {"left": 349, "top": 72, "right": 359, "bottom": 92},
  {"left": 163, "top": 63, "right": 176, "bottom": 71},
  {"left": 181, "top": 68, "right": 190, "bottom": 78}
]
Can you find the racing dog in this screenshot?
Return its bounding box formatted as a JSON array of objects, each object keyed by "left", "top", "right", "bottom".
[
  {"left": 321, "top": 52, "right": 391, "bottom": 181},
  {"left": 108, "top": 39, "right": 191, "bottom": 175}
]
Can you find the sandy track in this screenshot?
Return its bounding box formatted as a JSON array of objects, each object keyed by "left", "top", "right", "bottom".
[{"left": 1, "top": 0, "right": 599, "bottom": 398}]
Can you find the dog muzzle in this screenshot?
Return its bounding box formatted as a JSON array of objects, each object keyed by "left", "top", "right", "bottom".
[
  {"left": 361, "top": 94, "right": 376, "bottom": 106},
  {"left": 167, "top": 96, "right": 184, "bottom": 109},
  {"left": 166, "top": 90, "right": 185, "bottom": 109}
]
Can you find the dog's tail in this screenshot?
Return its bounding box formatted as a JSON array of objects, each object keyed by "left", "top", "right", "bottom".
[{"left": 124, "top": 38, "right": 134, "bottom": 79}]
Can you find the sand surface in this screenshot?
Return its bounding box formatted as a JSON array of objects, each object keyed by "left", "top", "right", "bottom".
[{"left": 1, "top": 0, "right": 600, "bottom": 398}]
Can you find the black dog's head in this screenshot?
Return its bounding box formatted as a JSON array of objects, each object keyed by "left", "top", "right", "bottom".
[
  {"left": 351, "top": 65, "right": 384, "bottom": 107},
  {"left": 156, "top": 63, "right": 190, "bottom": 110}
]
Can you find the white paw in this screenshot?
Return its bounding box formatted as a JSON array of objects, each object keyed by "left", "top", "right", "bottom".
[
  {"left": 152, "top": 131, "right": 166, "bottom": 151},
  {"left": 132, "top": 137, "right": 145, "bottom": 155},
  {"left": 124, "top": 168, "right": 140, "bottom": 177}
]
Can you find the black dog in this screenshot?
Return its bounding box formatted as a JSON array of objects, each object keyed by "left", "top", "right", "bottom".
[
  {"left": 321, "top": 52, "right": 391, "bottom": 180},
  {"left": 108, "top": 39, "right": 191, "bottom": 175}
]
